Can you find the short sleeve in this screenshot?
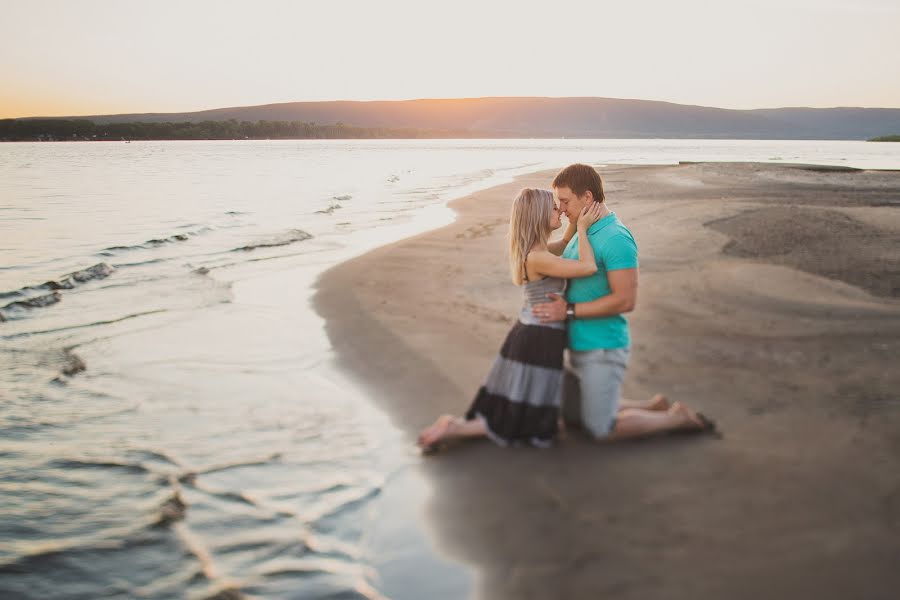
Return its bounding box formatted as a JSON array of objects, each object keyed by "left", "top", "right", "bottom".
[{"left": 601, "top": 233, "right": 638, "bottom": 271}]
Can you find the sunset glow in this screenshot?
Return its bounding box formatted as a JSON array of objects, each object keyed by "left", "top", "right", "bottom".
[{"left": 2, "top": 0, "right": 899, "bottom": 118}]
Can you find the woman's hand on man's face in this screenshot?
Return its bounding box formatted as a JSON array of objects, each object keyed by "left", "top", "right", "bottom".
[{"left": 576, "top": 201, "right": 603, "bottom": 230}]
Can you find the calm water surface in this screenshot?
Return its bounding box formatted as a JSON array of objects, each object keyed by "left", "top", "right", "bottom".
[{"left": 2, "top": 139, "right": 899, "bottom": 599}]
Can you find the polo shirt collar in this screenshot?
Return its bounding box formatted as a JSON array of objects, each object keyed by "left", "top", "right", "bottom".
[{"left": 587, "top": 211, "right": 617, "bottom": 235}]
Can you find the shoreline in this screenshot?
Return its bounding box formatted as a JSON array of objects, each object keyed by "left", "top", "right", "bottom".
[{"left": 314, "top": 162, "right": 900, "bottom": 599}]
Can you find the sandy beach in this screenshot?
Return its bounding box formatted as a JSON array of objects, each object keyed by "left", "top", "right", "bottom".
[{"left": 314, "top": 162, "right": 900, "bottom": 600}]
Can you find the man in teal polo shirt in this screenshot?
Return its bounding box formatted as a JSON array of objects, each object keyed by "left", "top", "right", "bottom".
[{"left": 534, "top": 164, "right": 709, "bottom": 439}]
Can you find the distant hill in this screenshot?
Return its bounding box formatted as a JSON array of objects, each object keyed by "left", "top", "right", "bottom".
[{"left": 25, "top": 97, "right": 900, "bottom": 140}]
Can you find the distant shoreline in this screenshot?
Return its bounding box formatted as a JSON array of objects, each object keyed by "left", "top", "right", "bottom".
[
  {"left": 0, "top": 118, "right": 496, "bottom": 142},
  {"left": 0, "top": 120, "right": 888, "bottom": 142},
  {"left": 8, "top": 96, "right": 900, "bottom": 140}
]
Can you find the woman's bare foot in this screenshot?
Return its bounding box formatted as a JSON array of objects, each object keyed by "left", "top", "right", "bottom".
[
  {"left": 668, "top": 401, "right": 705, "bottom": 430},
  {"left": 648, "top": 394, "right": 670, "bottom": 411},
  {"left": 417, "top": 415, "right": 455, "bottom": 448}
]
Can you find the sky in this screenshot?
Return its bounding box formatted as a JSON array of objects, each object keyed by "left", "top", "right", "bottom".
[{"left": 1, "top": 0, "right": 899, "bottom": 119}]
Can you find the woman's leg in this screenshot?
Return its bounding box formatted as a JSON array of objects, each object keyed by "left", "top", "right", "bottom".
[{"left": 418, "top": 415, "right": 487, "bottom": 448}]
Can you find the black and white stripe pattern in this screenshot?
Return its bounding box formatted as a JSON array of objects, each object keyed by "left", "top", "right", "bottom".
[{"left": 465, "top": 321, "right": 566, "bottom": 447}]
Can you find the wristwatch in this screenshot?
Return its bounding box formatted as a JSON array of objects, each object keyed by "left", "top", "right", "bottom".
[{"left": 566, "top": 303, "right": 576, "bottom": 319}]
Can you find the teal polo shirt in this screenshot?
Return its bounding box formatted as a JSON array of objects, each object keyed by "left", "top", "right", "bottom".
[{"left": 562, "top": 213, "right": 638, "bottom": 350}]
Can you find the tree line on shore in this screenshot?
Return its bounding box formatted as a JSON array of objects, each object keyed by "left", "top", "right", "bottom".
[
  {"left": 3, "top": 117, "right": 897, "bottom": 142},
  {"left": 0, "top": 118, "right": 488, "bottom": 141}
]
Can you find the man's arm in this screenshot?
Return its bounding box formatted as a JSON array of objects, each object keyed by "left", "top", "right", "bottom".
[
  {"left": 534, "top": 268, "right": 638, "bottom": 322},
  {"left": 546, "top": 221, "right": 576, "bottom": 256},
  {"left": 571, "top": 268, "right": 638, "bottom": 317}
]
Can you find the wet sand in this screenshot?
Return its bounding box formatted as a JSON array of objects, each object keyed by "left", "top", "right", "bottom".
[{"left": 314, "top": 163, "right": 900, "bottom": 599}]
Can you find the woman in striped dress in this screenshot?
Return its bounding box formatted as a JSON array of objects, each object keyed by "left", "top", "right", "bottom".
[{"left": 417, "top": 188, "right": 603, "bottom": 449}]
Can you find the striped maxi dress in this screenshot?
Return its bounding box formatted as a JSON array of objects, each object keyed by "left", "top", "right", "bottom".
[{"left": 464, "top": 275, "right": 567, "bottom": 447}]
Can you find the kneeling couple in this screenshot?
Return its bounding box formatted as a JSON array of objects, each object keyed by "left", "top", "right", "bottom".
[{"left": 418, "top": 163, "right": 715, "bottom": 451}]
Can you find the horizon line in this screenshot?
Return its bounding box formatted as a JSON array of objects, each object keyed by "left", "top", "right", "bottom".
[{"left": 7, "top": 95, "right": 900, "bottom": 121}]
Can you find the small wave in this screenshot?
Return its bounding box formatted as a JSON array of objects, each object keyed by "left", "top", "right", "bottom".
[
  {"left": 232, "top": 230, "right": 312, "bottom": 252},
  {"left": 0, "top": 263, "right": 114, "bottom": 321},
  {"left": 59, "top": 348, "right": 86, "bottom": 378},
  {"left": 0, "top": 523, "right": 159, "bottom": 575},
  {"left": 2, "top": 309, "right": 167, "bottom": 340},
  {"left": 133, "top": 448, "right": 184, "bottom": 467},
  {"left": 300, "top": 486, "right": 383, "bottom": 530},
  {"left": 316, "top": 203, "right": 342, "bottom": 215},
  {"left": 178, "top": 471, "right": 197, "bottom": 485},
  {"left": 257, "top": 564, "right": 324, "bottom": 579},
  {"left": 47, "top": 458, "right": 150, "bottom": 474},
  {"left": 215, "top": 536, "right": 308, "bottom": 557},
  {"left": 154, "top": 489, "right": 188, "bottom": 527},
  {"left": 316, "top": 487, "right": 381, "bottom": 522},
  {"left": 205, "top": 489, "right": 260, "bottom": 508},
  {"left": 256, "top": 555, "right": 366, "bottom": 581},
  {"left": 100, "top": 230, "right": 202, "bottom": 256},
  {"left": 148, "top": 234, "right": 189, "bottom": 245},
  {"left": 1, "top": 263, "right": 113, "bottom": 298},
  {"left": 0, "top": 403, "right": 140, "bottom": 437},
  {"left": 308, "top": 482, "right": 352, "bottom": 496},
  {"left": 333, "top": 194, "right": 352, "bottom": 201},
  {"left": 59, "top": 262, "right": 115, "bottom": 285},
  {"left": 195, "top": 452, "right": 283, "bottom": 476},
  {"left": 188, "top": 481, "right": 298, "bottom": 520},
  {"left": 110, "top": 257, "right": 168, "bottom": 268},
  {"left": 2, "top": 291, "right": 62, "bottom": 316}
]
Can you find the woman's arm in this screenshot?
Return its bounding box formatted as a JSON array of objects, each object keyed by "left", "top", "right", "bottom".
[
  {"left": 546, "top": 221, "right": 576, "bottom": 256},
  {"left": 528, "top": 203, "right": 602, "bottom": 279},
  {"left": 569, "top": 268, "right": 638, "bottom": 316},
  {"left": 533, "top": 269, "right": 638, "bottom": 323}
]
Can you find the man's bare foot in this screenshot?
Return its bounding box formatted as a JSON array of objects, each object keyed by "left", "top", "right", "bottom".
[
  {"left": 417, "top": 415, "right": 455, "bottom": 448},
  {"left": 668, "top": 401, "right": 705, "bottom": 430},
  {"left": 648, "top": 394, "right": 670, "bottom": 411}
]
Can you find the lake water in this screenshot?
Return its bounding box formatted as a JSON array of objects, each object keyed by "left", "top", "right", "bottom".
[{"left": 2, "top": 139, "right": 899, "bottom": 599}]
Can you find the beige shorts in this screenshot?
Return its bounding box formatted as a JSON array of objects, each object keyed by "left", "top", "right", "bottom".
[{"left": 561, "top": 347, "right": 630, "bottom": 437}]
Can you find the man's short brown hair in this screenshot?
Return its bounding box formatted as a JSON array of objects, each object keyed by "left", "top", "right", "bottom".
[{"left": 552, "top": 164, "right": 606, "bottom": 203}]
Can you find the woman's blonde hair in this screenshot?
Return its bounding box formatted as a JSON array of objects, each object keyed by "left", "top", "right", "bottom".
[{"left": 508, "top": 188, "right": 555, "bottom": 285}]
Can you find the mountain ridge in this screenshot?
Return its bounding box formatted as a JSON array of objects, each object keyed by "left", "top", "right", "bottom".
[{"left": 19, "top": 97, "right": 900, "bottom": 140}]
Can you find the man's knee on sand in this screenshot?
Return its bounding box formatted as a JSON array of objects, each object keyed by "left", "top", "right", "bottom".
[
  {"left": 581, "top": 397, "right": 617, "bottom": 438},
  {"left": 561, "top": 366, "right": 619, "bottom": 438},
  {"left": 562, "top": 348, "right": 629, "bottom": 438}
]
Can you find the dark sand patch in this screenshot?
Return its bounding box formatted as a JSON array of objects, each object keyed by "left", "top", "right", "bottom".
[
  {"left": 652, "top": 162, "right": 900, "bottom": 207},
  {"left": 707, "top": 206, "right": 900, "bottom": 297}
]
